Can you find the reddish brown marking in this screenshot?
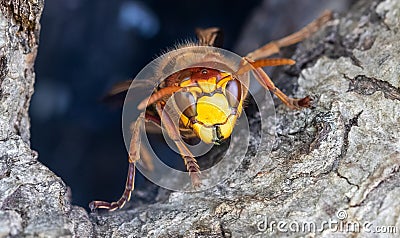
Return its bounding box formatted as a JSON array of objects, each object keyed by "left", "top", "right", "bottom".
[
  {"left": 190, "top": 68, "right": 221, "bottom": 81},
  {"left": 169, "top": 67, "right": 228, "bottom": 86}
]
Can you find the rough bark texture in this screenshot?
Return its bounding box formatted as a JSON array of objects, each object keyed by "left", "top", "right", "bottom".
[
  {"left": 1, "top": 0, "right": 399, "bottom": 237},
  {"left": 0, "top": 1, "right": 93, "bottom": 237}
]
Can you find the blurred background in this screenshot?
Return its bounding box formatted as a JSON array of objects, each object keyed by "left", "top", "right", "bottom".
[{"left": 32, "top": 0, "right": 355, "bottom": 209}]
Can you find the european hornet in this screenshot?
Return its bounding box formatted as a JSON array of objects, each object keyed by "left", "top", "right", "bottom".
[{"left": 90, "top": 11, "right": 332, "bottom": 211}]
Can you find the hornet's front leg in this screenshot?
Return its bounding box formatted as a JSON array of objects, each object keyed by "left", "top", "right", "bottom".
[
  {"left": 155, "top": 102, "right": 201, "bottom": 187},
  {"left": 89, "top": 113, "right": 145, "bottom": 211}
]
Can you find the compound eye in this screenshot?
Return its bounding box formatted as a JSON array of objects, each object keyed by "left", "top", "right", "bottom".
[
  {"left": 224, "top": 79, "right": 241, "bottom": 108},
  {"left": 174, "top": 91, "right": 197, "bottom": 118}
]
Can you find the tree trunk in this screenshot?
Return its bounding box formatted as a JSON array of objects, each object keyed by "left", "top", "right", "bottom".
[
  {"left": 0, "top": 1, "right": 92, "bottom": 237},
  {"left": 1, "top": 0, "right": 399, "bottom": 237}
]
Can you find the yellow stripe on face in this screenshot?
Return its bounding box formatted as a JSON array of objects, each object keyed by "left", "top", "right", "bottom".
[
  {"left": 218, "top": 115, "right": 236, "bottom": 140},
  {"left": 196, "top": 93, "right": 231, "bottom": 126},
  {"left": 191, "top": 113, "right": 237, "bottom": 144},
  {"left": 197, "top": 77, "right": 217, "bottom": 94},
  {"left": 192, "top": 123, "right": 214, "bottom": 144}
]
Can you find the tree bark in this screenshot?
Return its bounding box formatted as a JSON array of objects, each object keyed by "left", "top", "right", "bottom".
[
  {"left": 0, "top": 0, "right": 399, "bottom": 237},
  {"left": 0, "top": 1, "right": 92, "bottom": 237}
]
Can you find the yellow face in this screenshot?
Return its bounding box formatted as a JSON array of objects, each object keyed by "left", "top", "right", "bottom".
[
  {"left": 192, "top": 94, "right": 239, "bottom": 143},
  {"left": 176, "top": 68, "right": 243, "bottom": 144}
]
